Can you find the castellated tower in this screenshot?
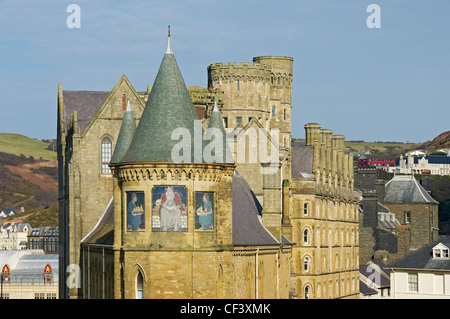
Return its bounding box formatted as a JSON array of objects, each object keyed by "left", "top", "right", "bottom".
[{"left": 207, "top": 56, "right": 293, "bottom": 203}]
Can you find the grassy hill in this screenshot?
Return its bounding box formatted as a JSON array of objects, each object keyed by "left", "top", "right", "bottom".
[
  {"left": 0, "top": 133, "right": 57, "bottom": 227},
  {"left": 344, "top": 140, "right": 421, "bottom": 158},
  {"left": 0, "top": 133, "right": 56, "bottom": 161}
]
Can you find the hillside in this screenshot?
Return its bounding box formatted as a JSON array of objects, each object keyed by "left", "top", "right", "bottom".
[
  {"left": 0, "top": 133, "right": 58, "bottom": 227},
  {"left": 420, "top": 131, "right": 450, "bottom": 151},
  {"left": 0, "top": 133, "right": 56, "bottom": 161}
]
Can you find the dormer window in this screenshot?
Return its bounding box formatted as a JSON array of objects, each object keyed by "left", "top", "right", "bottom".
[{"left": 432, "top": 243, "right": 450, "bottom": 259}]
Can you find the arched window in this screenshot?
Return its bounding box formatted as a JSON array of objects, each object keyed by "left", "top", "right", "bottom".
[
  {"left": 101, "top": 137, "right": 112, "bottom": 174},
  {"left": 304, "top": 285, "right": 311, "bottom": 299},
  {"left": 303, "top": 203, "right": 308, "bottom": 216},
  {"left": 303, "top": 256, "right": 311, "bottom": 273},
  {"left": 303, "top": 228, "right": 309, "bottom": 245},
  {"left": 43, "top": 264, "right": 52, "bottom": 282},
  {"left": 136, "top": 271, "right": 144, "bottom": 299},
  {"left": 2, "top": 264, "right": 10, "bottom": 283}
]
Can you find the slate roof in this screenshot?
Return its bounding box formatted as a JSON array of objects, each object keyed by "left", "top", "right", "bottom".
[
  {"left": 29, "top": 226, "right": 59, "bottom": 237},
  {"left": 388, "top": 236, "right": 450, "bottom": 271},
  {"left": 62, "top": 90, "right": 110, "bottom": 134},
  {"left": 384, "top": 175, "right": 438, "bottom": 204},
  {"left": 120, "top": 36, "right": 201, "bottom": 164},
  {"left": 291, "top": 141, "right": 314, "bottom": 178},
  {"left": 81, "top": 198, "right": 114, "bottom": 245},
  {"left": 206, "top": 103, "right": 234, "bottom": 164},
  {"left": 359, "top": 280, "right": 378, "bottom": 295},
  {"left": 110, "top": 101, "right": 137, "bottom": 164},
  {"left": 397, "top": 155, "right": 450, "bottom": 165},
  {"left": 232, "top": 173, "right": 280, "bottom": 246}
]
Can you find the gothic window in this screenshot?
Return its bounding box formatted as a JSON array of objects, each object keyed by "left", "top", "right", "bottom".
[
  {"left": 303, "top": 256, "right": 311, "bottom": 272},
  {"left": 304, "top": 203, "right": 308, "bottom": 216},
  {"left": 223, "top": 117, "right": 228, "bottom": 128},
  {"left": 304, "top": 285, "right": 311, "bottom": 299},
  {"left": 283, "top": 108, "right": 286, "bottom": 120},
  {"left": 136, "top": 271, "right": 144, "bottom": 299},
  {"left": 101, "top": 137, "right": 112, "bottom": 174},
  {"left": 303, "top": 228, "right": 309, "bottom": 245},
  {"left": 2, "top": 264, "right": 10, "bottom": 283},
  {"left": 237, "top": 80, "right": 240, "bottom": 91},
  {"left": 43, "top": 264, "right": 53, "bottom": 283}
]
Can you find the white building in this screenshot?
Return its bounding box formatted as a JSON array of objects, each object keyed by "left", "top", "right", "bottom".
[
  {"left": 388, "top": 154, "right": 450, "bottom": 176},
  {"left": 0, "top": 223, "right": 31, "bottom": 250},
  {"left": 389, "top": 237, "right": 450, "bottom": 299}
]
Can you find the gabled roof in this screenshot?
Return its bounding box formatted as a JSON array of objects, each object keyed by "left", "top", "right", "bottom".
[
  {"left": 232, "top": 173, "right": 279, "bottom": 246},
  {"left": 384, "top": 174, "right": 438, "bottom": 204},
  {"left": 1, "top": 208, "right": 16, "bottom": 215},
  {"left": 388, "top": 236, "right": 450, "bottom": 271},
  {"left": 61, "top": 74, "right": 145, "bottom": 136},
  {"left": 62, "top": 90, "right": 110, "bottom": 134}
]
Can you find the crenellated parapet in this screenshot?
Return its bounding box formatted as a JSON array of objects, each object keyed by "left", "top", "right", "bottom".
[{"left": 111, "top": 163, "right": 234, "bottom": 183}]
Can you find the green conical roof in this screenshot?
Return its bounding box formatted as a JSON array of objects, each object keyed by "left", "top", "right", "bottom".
[
  {"left": 110, "top": 101, "right": 136, "bottom": 164},
  {"left": 120, "top": 35, "right": 202, "bottom": 164},
  {"left": 204, "top": 102, "right": 234, "bottom": 164}
]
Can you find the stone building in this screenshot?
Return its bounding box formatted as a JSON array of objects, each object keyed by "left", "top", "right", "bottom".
[
  {"left": 287, "top": 124, "right": 360, "bottom": 299},
  {"left": 382, "top": 174, "right": 439, "bottom": 250},
  {"left": 58, "top": 32, "right": 293, "bottom": 299},
  {"left": 58, "top": 31, "right": 361, "bottom": 299},
  {"left": 355, "top": 169, "right": 439, "bottom": 265}
]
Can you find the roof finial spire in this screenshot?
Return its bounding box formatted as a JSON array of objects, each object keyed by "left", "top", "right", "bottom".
[{"left": 166, "top": 25, "right": 173, "bottom": 54}]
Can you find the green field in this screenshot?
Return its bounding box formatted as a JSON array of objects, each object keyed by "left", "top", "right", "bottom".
[
  {"left": 0, "top": 133, "right": 56, "bottom": 161},
  {"left": 344, "top": 141, "right": 421, "bottom": 156}
]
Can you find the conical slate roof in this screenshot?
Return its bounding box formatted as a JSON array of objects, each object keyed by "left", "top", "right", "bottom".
[
  {"left": 120, "top": 34, "right": 202, "bottom": 164},
  {"left": 110, "top": 101, "right": 136, "bottom": 164},
  {"left": 204, "top": 102, "right": 234, "bottom": 164}
]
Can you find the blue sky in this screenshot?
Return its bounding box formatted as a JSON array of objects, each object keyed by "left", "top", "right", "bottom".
[{"left": 0, "top": 0, "right": 449, "bottom": 143}]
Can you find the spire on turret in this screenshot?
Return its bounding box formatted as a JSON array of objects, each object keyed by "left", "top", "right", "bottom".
[
  {"left": 110, "top": 100, "right": 136, "bottom": 164},
  {"left": 206, "top": 102, "right": 234, "bottom": 164},
  {"left": 166, "top": 25, "right": 173, "bottom": 54},
  {"left": 119, "top": 30, "right": 200, "bottom": 164}
]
